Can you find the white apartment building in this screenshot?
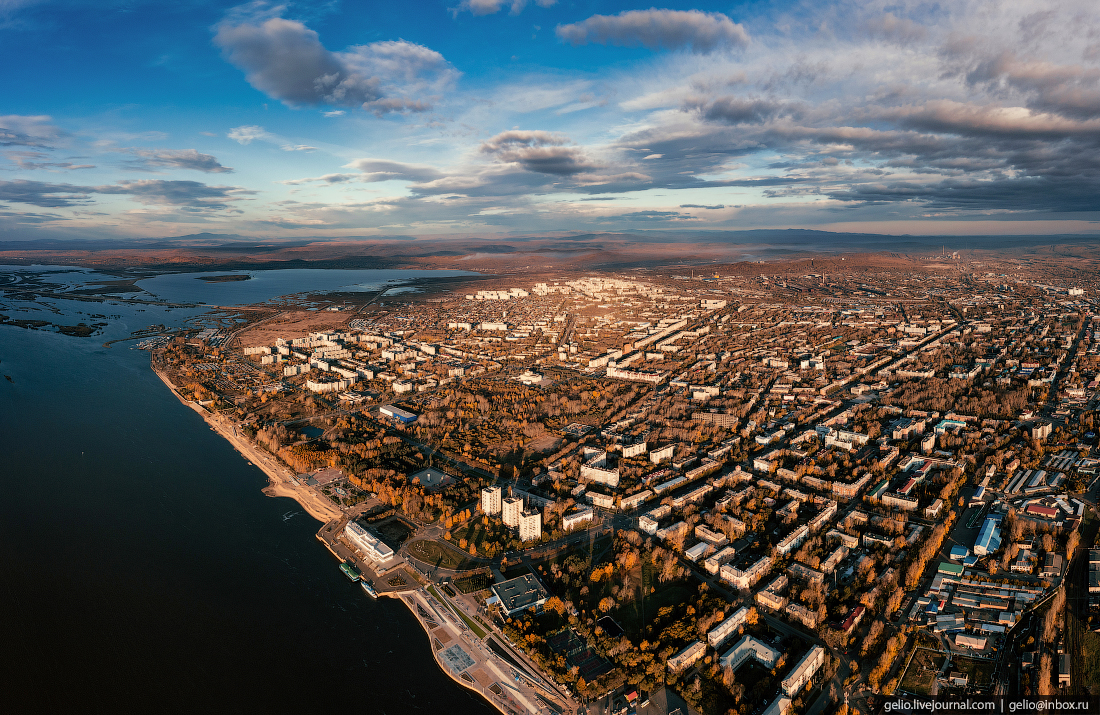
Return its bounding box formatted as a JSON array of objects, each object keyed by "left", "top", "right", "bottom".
[
  {"left": 481, "top": 486, "right": 502, "bottom": 515},
  {"left": 519, "top": 509, "right": 542, "bottom": 542},
  {"left": 502, "top": 496, "right": 523, "bottom": 527}
]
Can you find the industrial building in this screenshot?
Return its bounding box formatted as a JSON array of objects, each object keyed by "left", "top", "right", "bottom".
[
  {"left": 379, "top": 404, "right": 417, "bottom": 423},
  {"left": 973, "top": 516, "right": 1003, "bottom": 556},
  {"left": 491, "top": 574, "right": 549, "bottom": 617}
]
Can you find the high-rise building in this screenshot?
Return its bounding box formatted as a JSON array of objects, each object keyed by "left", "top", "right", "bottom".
[
  {"left": 519, "top": 509, "right": 542, "bottom": 542},
  {"left": 481, "top": 486, "right": 501, "bottom": 515},
  {"left": 502, "top": 496, "right": 523, "bottom": 527}
]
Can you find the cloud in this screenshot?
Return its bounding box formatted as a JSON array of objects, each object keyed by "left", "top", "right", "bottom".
[
  {"left": 126, "top": 148, "right": 234, "bottom": 173},
  {"left": 227, "top": 125, "right": 315, "bottom": 152},
  {"left": 686, "top": 96, "right": 792, "bottom": 124},
  {"left": 0, "top": 179, "right": 93, "bottom": 207},
  {"left": 480, "top": 130, "right": 599, "bottom": 175},
  {"left": 0, "top": 178, "right": 253, "bottom": 211},
  {"left": 0, "top": 115, "right": 65, "bottom": 148},
  {"left": 5, "top": 151, "right": 94, "bottom": 171},
  {"left": 455, "top": 0, "right": 555, "bottom": 16},
  {"left": 344, "top": 158, "right": 444, "bottom": 182},
  {"left": 214, "top": 9, "right": 456, "bottom": 114},
  {"left": 863, "top": 13, "right": 927, "bottom": 45},
  {"left": 227, "top": 125, "right": 273, "bottom": 144},
  {"left": 681, "top": 203, "right": 725, "bottom": 209},
  {"left": 556, "top": 9, "right": 749, "bottom": 53},
  {"left": 96, "top": 179, "right": 255, "bottom": 212},
  {"left": 280, "top": 173, "right": 359, "bottom": 185}
]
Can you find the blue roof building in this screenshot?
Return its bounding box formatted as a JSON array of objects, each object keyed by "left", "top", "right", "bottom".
[
  {"left": 974, "top": 516, "right": 1002, "bottom": 556},
  {"left": 949, "top": 545, "right": 969, "bottom": 561}
]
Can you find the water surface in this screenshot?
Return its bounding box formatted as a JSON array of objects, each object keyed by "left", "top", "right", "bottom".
[{"left": 0, "top": 268, "right": 494, "bottom": 714}]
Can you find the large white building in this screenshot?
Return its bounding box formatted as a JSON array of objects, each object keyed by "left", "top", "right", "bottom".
[
  {"left": 345, "top": 521, "right": 395, "bottom": 564},
  {"left": 782, "top": 645, "right": 825, "bottom": 696},
  {"left": 720, "top": 635, "right": 781, "bottom": 671},
  {"left": 721, "top": 556, "right": 773, "bottom": 590},
  {"left": 502, "top": 496, "right": 523, "bottom": 527},
  {"left": 707, "top": 606, "right": 750, "bottom": 648},
  {"left": 519, "top": 509, "right": 542, "bottom": 542},
  {"left": 563, "top": 506, "right": 594, "bottom": 531},
  {"left": 481, "top": 486, "right": 502, "bottom": 515},
  {"left": 667, "top": 641, "right": 706, "bottom": 671}
]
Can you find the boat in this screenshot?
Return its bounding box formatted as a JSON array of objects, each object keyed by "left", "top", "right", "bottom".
[
  {"left": 361, "top": 580, "right": 377, "bottom": 598},
  {"left": 339, "top": 562, "right": 360, "bottom": 582}
]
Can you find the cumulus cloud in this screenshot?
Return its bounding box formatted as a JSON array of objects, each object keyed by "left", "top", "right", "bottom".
[
  {"left": 227, "top": 125, "right": 273, "bottom": 144},
  {"left": 214, "top": 8, "right": 456, "bottom": 114},
  {"left": 480, "top": 130, "right": 599, "bottom": 175},
  {"left": 556, "top": 9, "right": 749, "bottom": 53},
  {"left": 125, "top": 148, "right": 234, "bottom": 173}
]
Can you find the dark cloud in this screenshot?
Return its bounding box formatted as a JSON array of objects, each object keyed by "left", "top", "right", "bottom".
[
  {"left": 0, "top": 180, "right": 93, "bottom": 207},
  {"left": 556, "top": 9, "right": 750, "bottom": 54},
  {"left": 96, "top": 180, "right": 254, "bottom": 211},
  {"left": 214, "top": 10, "right": 455, "bottom": 114},
  {"left": 344, "top": 159, "right": 444, "bottom": 182},
  {"left": 680, "top": 204, "right": 725, "bottom": 209},
  {"left": 480, "top": 130, "right": 599, "bottom": 175},
  {"left": 0, "top": 178, "right": 253, "bottom": 211},
  {"left": 826, "top": 175, "right": 1100, "bottom": 213},
  {"left": 686, "top": 96, "right": 791, "bottom": 124},
  {"left": 607, "top": 210, "right": 697, "bottom": 222},
  {"left": 125, "top": 149, "right": 233, "bottom": 173},
  {"left": 5, "top": 151, "right": 94, "bottom": 171},
  {"left": 0, "top": 115, "right": 64, "bottom": 148}
]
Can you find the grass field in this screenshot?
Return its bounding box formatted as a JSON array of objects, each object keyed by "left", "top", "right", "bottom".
[
  {"left": 408, "top": 539, "right": 479, "bottom": 571},
  {"left": 899, "top": 648, "right": 947, "bottom": 697}
]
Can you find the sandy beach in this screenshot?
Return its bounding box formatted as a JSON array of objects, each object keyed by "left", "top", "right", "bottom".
[{"left": 153, "top": 365, "right": 343, "bottom": 523}]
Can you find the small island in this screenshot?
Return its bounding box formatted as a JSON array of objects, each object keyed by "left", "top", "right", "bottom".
[{"left": 197, "top": 274, "right": 251, "bottom": 283}]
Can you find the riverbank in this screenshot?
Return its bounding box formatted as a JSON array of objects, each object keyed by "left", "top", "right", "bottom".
[
  {"left": 152, "top": 363, "right": 343, "bottom": 523},
  {"left": 398, "top": 588, "right": 569, "bottom": 715}
]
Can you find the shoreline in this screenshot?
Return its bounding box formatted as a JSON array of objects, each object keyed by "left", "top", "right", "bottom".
[
  {"left": 396, "top": 588, "right": 567, "bottom": 715},
  {"left": 150, "top": 358, "right": 573, "bottom": 715},
  {"left": 151, "top": 362, "right": 343, "bottom": 524}
]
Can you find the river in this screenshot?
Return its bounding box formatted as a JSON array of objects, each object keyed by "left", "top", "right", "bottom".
[{"left": 0, "top": 266, "right": 495, "bottom": 713}]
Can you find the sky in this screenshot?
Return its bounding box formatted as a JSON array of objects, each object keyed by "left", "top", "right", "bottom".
[{"left": 2, "top": 0, "right": 1100, "bottom": 241}]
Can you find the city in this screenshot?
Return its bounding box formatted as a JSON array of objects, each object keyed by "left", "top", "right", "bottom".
[{"left": 147, "top": 255, "right": 1100, "bottom": 715}]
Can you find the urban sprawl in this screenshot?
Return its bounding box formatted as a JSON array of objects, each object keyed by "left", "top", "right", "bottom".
[{"left": 151, "top": 262, "right": 1100, "bottom": 715}]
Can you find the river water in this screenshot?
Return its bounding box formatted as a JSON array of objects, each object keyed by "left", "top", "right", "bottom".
[{"left": 0, "top": 267, "right": 495, "bottom": 714}]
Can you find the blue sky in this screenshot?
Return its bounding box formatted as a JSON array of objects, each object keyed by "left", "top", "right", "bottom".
[{"left": 2, "top": 0, "right": 1099, "bottom": 241}]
